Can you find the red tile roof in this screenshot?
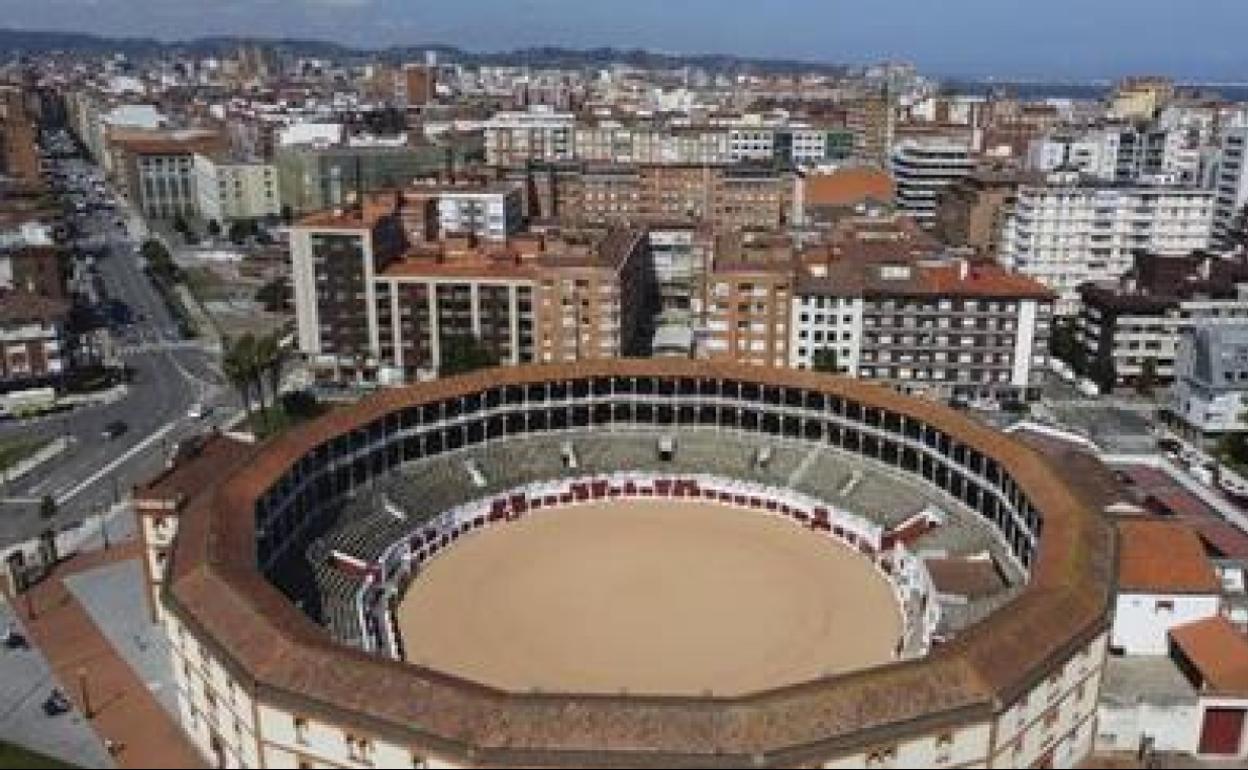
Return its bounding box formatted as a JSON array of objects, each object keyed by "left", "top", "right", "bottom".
[
  {"left": 1117, "top": 520, "right": 1222, "bottom": 594},
  {"left": 1170, "top": 616, "right": 1248, "bottom": 695},
  {"left": 804, "top": 168, "right": 894, "bottom": 208}
]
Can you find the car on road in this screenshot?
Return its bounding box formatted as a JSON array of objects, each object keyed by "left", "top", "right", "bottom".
[
  {"left": 187, "top": 403, "right": 211, "bottom": 419},
  {"left": 101, "top": 420, "right": 129, "bottom": 440}
]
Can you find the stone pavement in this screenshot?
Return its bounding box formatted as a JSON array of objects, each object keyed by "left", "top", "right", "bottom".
[
  {"left": 14, "top": 542, "right": 204, "bottom": 768},
  {"left": 64, "top": 559, "right": 178, "bottom": 720},
  {"left": 0, "top": 597, "right": 114, "bottom": 768}
]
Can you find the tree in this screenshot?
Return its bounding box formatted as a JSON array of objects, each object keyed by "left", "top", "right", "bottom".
[
  {"left": 256, "top": 332, "right": 290, "bottom": 430},
  {"left": 1090, "top": 356, "right": 1117, "bottom": 394},
  {"left": 172, "top": 213, "right": 190, "bottom": 235},
  {"left": 228, "top": 220, "right": 252, "bottom": 246},
  {"left": 1137, "top": 357, "right": 1158, "bottom": 397},
  {"left": 811, "top": 347, "right": 839, "bottom": 374},
  {"left": 280, "top": 204, "right": 294, "bottom": 226},
  {"left": 255, "top": 278, "right": 291, "bottom": 312},
  {"left": 206, "top": 219, "right": 222, "bottom": 239},
  {"left": 223, "top": 334, "right": 260, "bottom": 423},
  {"left": 440, "top": 335, "right": 497, "bottom": 377},
  {"left": 39, "top": 495, "right": 57, "bottom": 520}
]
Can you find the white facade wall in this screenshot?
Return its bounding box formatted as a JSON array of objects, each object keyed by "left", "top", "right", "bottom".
[
  {"left": 1213, "top": 127, "right": 1248, "bottom": 247},
  {"left": 1111, "top": 592, "right": 1221, "bottom": 656},
  {"left": 998, "top": 182, "right": 1215, "bottom": 316},
  {"left": 1097, "top": 698, "right": 1201, "bottom": 755}
]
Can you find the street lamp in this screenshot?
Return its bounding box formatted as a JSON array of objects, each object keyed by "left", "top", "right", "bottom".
[
  {"left": 98, "top": 503, "right": 110, "bottom": 551},
  {"left": 77, "top": 667, "right": 92, "bottom": 719}
]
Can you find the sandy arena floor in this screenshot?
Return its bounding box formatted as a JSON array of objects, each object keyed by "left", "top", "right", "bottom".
[{"left": 398, "top": 500, "right": 902, "bottom": 696}]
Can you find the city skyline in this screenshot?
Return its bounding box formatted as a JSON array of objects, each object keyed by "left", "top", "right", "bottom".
[{"left": 2, "top": 0, "right": 1248, "bottom": 80}]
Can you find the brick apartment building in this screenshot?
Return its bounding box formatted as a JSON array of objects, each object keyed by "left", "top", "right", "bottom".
[
  {"left": 510, "top": 162, "right": 795, "bottom": 232},
  {"left": 291, "top": 199, "right": 654, "bottom": 385}
]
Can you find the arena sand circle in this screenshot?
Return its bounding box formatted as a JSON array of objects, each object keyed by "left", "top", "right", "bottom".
[{"left": 397, "top": 499, "right": 903, "bottom": 696}]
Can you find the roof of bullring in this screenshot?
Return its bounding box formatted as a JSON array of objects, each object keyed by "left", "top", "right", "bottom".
[{"left": 166, "top": 360, "right": 1115, "bottom": 767}]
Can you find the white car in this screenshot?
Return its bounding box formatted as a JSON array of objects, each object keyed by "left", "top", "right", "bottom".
[{"left": 187, "top": 404, "right": 209, "bottom": 419}]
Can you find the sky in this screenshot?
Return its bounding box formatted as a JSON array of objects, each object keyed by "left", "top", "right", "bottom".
[{"left": 3, "top": 0, "right": 1248, "bottom": 81}]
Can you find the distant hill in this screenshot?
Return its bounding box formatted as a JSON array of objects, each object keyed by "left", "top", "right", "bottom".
[{"left": 0, "top": 27, "right": 848, "bottom": 75}]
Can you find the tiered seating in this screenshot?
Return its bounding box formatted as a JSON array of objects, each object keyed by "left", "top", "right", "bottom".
[{"left": 281, "top": 426, "right": 1023, "bottom": 646}]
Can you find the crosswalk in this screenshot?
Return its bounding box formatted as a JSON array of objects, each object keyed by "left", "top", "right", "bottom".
[{"left": 115, "top": 340, "right": 204, "bottom": 357}]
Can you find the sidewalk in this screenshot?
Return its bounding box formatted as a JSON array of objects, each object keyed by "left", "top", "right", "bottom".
[{"left": 16, "top": 543, "right": 204, "bottom": 768}]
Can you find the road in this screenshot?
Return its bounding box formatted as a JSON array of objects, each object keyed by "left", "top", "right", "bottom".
[{"left": 0, "top": 154, "right": 235, "bottom": 546}]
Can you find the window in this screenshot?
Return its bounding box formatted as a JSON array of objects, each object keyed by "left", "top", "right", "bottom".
[
  {"left": 294, "top": 716, "right": 309, "bottom": 745},
  {"left": 866, "top": 746, "right": 898, "bottom": 768}
]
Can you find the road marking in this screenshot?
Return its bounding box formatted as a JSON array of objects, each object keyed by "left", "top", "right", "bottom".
[{"left": 55, "top": 422, "right": 178, "bottom": 506}]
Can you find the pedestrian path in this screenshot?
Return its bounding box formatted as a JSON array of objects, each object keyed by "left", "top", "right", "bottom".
[{"left": 17, "top": 544, "right": 204, "bottom": 768}]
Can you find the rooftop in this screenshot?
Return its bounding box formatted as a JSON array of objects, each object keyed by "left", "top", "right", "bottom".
[
  {"left": 1169, "top": 616, "right": 1248, "bottom": 696},
  {"left": 1117, "top": 520, "right": 1222, "bottom": 595}
]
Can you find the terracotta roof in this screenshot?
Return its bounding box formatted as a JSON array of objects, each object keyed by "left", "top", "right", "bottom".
[
  {"left": 165, "top": 360, "right": 1114, "bottom": 766},
  {"left": 1169, "top": 616, "right": 1248, "bottom": 695},
  {"left": 804, "top": 168, "right": 894, "bottom": 208},
  {"left": 1117, "top": 520, "right": 1222, "bottom": 594},
  {"left": 133, "top": 434, "right": 255, "bottom": 509},
  {"left": 799, "top": 261, "right": 1054, "bottom": 300}
]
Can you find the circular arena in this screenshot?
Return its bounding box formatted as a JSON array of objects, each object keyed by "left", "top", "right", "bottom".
[
  {"left": 398, "top": 500, "right": 902, "bottom": 696},
  {"left": 164, "top": 361, "right": 1115, "bottom": 769}
]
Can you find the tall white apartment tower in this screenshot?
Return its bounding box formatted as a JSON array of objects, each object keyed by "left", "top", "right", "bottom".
[{"left": 1213, "top": 126, "right": 1248, "bottom": 247}]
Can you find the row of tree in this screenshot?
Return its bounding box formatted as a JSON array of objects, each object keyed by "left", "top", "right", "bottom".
[{"left": 223, "top": 331, "right": 290, "bottom": 431}]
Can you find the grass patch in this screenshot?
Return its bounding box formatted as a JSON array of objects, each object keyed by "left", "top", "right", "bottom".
[
  {"left": 0, "top": 438, "right": 48, "bottom": 473},
  {"left": 0, "top": 742, "right": 76, "bottom": 769}
]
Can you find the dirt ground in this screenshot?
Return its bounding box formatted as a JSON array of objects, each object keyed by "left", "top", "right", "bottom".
[{"left": 399, "top": 500, "right": 902, "bottom": 696}]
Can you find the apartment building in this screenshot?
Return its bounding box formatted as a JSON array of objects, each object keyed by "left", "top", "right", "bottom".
[
  {"left": 1213, "top": 127, "right": 1248, "bottom": 249},
  {"left": 845, "top": 90, "right": 894, "bottom": 164},
  {"left": 0, "top": 290, "right": 69, "bottom": 391},
  {"left": 193, "top": 154, "right": 280, "bottom": 224},
  {"left": 0, "top": 86, "right": 40, "bottom": 184},
  {"left": 695, "top": 233, "right": 793, "bottom": 368},
  {"left": 574, "top": 121, "right": 731, "bottom": 165},
  {"left": 483, "top": 106, "right": 576, "bottom": 167},
  {"left": 276, "top": 142, "right": 468, "bottom": 215},
  {"left": 291, "top": 200, "right": 651, "bottom": 384},
  {"left": 533, "top": 228, "right": 655, "bottom": 364},
  {"left": 932, "top": 168, "right": 1030, "bottom": 256},
  {"left": 1076, "top": 253, "right": 1248, "bottom": 389},
  {"left": 791, "top": 258, "right": 1054, "bottom": 401},
  {"left": 512, "top": 162, "right": 795, "bottom": 231},
  {"left": 396, "top": 63, "right": 437, "bottom": 108},
  {"left": 998, "top": 172, "right": 1215, "bottom": 315},
  {"left": 890, "top": 139, "right": 975, "bottom": 226},
  {"left": 111, "top": 130, "right": 227, "bottom": 220},
  {"left": 1027, "top": 125, "right": 1202, "bottom": 184},
  {"left": 1170, "top": 324, "right": 1248, "bottom": 442}
]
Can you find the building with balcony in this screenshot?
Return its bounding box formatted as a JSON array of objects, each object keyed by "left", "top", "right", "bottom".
[
  {"left": 889, "top": 139, "right": 975, "bottom": 226},
  {"left": 791, "top": 258, "right": 1054, "bottom": 402},
  {"left": 998, "top": 173, "right": 1214, "bottom": 315}
]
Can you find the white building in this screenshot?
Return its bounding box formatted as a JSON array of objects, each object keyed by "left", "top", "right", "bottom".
[
  {"left": 889, "top": 139, "right": 974, "bottom": 226},
  {"left": 1110, "top": 520, "right": 1223, "bottom": 657},
  {"left": 998, "top": 172, "right": 1214, "bottom": 315},
  {"left": 483, "top": 106, "right": 576, "bottom": 167},
  {"left": 1213, "top": 126, "right": 1248, "bottom": 248},
  {"left": 193, "top": 154, "right": 281, "bottom": 224},
  {"left": 436, "top": 186, "right": 525, "bottom": 242},
  {"left": 1170, "top": 324, "right": 1248, "bottom": 441}
]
